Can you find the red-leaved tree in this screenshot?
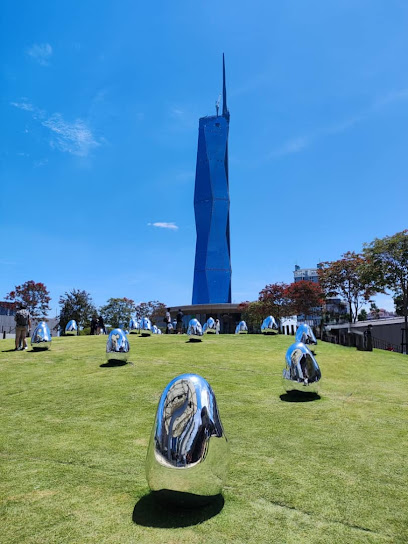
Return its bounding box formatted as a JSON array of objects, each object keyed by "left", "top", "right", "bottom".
[
  {"left": 258, "top": 282, "right": 292, "bottom": 318},
  {"left": 5, "top": 280, "right": 51, "bottom": 319},
  {"left": 284, "top": 280, "right": 324, "bottom": 320}
]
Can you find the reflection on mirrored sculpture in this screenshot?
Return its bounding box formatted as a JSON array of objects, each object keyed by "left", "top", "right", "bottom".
[
  {"left": 205, "top": 317, "right": 217, "bottom": 334},
  {"left": 106, "top": 328, "right": 130, "bottom": 362},
  {"left": 152, "top": 325, "right": 159, "bottom": 334},
  {"left": 140, "top": 317, "right": 152, "bottom": 337},
  {"left": 295, "top": 324, "right": 317, "bottom": 347},
  {"left": 187, "top": 318, "right": 203, "bottom": 341},
  {"left": 31, "top": 321, "right": 52, "bottom": 350},
  {"left": 146, "top": 373, "right": 229, "bottom": 500},
  {"left": 235, "top": 320, "right": 248, "bottom": 334},
  {"left": 283, "top": 342, "right": 321, "bottom": 393},
  {"left": 65, "top": 320, "right": 78, "bottom": 336},
  {"left": 261, "top": 316, "right": 278, "bottom": 334},
  {"left": 129, "top": 318, "right": 140, "bottom": 334}
]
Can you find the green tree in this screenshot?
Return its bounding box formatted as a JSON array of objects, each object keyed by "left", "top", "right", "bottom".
[
  {"left": 100, "top": 297, "right": 135, "bottom": 329},
  {"left": 364, "top": 230, "right": 408, "bottom": 351},
  {"left": 5, "top": 280, "right": 51, "bottom": 319},
  {"left": 134, "top": 301, "right": 167, "bottom": 322},
  {"left": 58, "top": 289, "right": 96, "bottom": 332},
  {"left": 357, "top": 309, "right": 368, "bottom": 321},
  {"left": 318, "top": 252, "right": 376, "bottom": 323},
  {"left": 238, "top": 301, "right": 265, "bottom": 331}
]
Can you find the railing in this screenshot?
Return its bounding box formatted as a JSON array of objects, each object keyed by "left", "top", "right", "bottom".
[{"left": 371, "top": 336, "right": 402, "bottom": 353}]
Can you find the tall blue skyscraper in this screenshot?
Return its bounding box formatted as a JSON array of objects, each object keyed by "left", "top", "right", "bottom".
[{"left": 192, "top": 55, "right": 231, "bottom": 304}]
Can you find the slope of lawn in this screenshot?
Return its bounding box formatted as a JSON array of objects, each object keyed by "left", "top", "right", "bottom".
[{"left": 0, "top": 333, "right": 407, "bottom": 543}]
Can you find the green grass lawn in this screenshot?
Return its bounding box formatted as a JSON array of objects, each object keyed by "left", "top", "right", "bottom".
[{"left": 1, "top": 334, "right": 407, "bottom": 543}]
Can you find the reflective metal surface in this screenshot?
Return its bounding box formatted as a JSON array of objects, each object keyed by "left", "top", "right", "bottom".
[
  {"left": 261, "top": 316, "right": 278, "bottom": 334},
  {"left": 140, "top": 317, "right": 152, "bottom": 337},
  {"left": 235, "top": 320, "right": 248, "bottom": 334},
  {"left": 152, "top": 325, "right": 159, "bottom": 334},
  {"left": 65, "top": 319, "right": 78, "bottom": 335},
  {"left": 106, "top": 328, "right": 130, "bottom": 362},
  {"left": 31, "top": 321, "right": 51, "bottom": 350},
  {"left": 205, "top": 317, "right": 217, "bottom": 334},
  {"left": 129, "top": 318, "right": 140, "bottom": 334},
  {"left": 295, "top": 324, "right": 317, "bottom": 346},
  {"left": 146, "top": 373, "right": 229, "bottom": 497},
  {"left": 187, "top": 318, "right": 203, "bottom": 341},
  {"left": 283, "top": 342, "right": 321, "bottom": 393}
]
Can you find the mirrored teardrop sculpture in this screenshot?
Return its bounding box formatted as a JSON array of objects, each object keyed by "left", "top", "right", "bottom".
[
  {"left": 235, "top": 320, "right": 248, "bottom": 334},
  {"left": 152, "top": 325, "right": 158, "bottom": 334},
  {"left": 283, "top": 342, "right": 321, "bottom": 393},
  {"left": 31, "top": 321, "right": 52, "bottom": 350},
  {"left": 129, "top": 318, "right": 140, "bottom": 334},
  {"left": 187, "top": 318, "right": 203, "bottom": 341},
  {"left": 106, "top": 328, "right": 130, "bottom": 362},
  {"left": 205, "top": 317, "right": 217, "bottom": 334},
  {"left": 295, "top": 324, "right": 317, "bottom": 347},
  {"left": 65, "top": 319, "right": 78, "bottom": 336},
  {"left": 261, "top": 316, "right": 278, "bottom": 334},
  {"left": 140, "top": 317, "right": 152, "bottom": 337},
  {"left": 146, "top": 373, "right": 229, "bottom": 502}
]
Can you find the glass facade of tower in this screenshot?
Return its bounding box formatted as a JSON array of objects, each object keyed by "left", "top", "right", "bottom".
[{"left": 192, "top": 111, "right": 231, "bottom": 304}]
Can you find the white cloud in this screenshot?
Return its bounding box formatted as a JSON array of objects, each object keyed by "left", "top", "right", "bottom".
[
  {"left": 11, "top": 100, "right": 101, "bottom": 157},
  {"left": 26, "top": 43, "right": 53, "bottom": 66},
  {"left": 148, "top": 222, "right": 179, "bottom": 230},
  {"left": 10, "top": 101, "right": 36, "bottom": 112},
  {"left": 269, "top": 137, "right": 310, "bottom": 158},
  {"left": 42, "top": 114, "right": 100, "bottom": 156}
]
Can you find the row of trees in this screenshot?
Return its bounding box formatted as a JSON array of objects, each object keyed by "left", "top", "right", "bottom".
[
  {"left": 4, "top": 282, "right": 166, "bottom": 332},
  {"left": 239, "top": 280, "right": 324, "bottom": 330},
  {"left": 240, "top": 230, "right": 408, "bottom": 343}
]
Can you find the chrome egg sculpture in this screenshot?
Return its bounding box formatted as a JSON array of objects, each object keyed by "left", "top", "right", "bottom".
[
  {"left": 65, "top": 319, "right": 78, "bottom": 336},
  {"left": 152, "top": 325, "right": 159, "bottom": 334},
  {"left": 283, "top": 342, "right": 321, "bottom": 393},
  {"left": 205, "top": 317, "right": 217, "bottom": 334},
  {"left": 295, "top": 324, "right": 317, "bottom": 351},
  {"left": 31, "top": 321, "right": 52, "bottom": 350},
  {"left": 235, "top": 320, "right": 248, "bottom": 334},
  {"left": 106, "top": 328, "right": 130, "bottom": 363},
  {"left": 129, "top": 318, "right": 140, "bottom": 334},
  {"left": 187, "top": 318, "right": 203, "bottom": 341},
  {"left": 261, "top": 316, "right": 279, "bottom": 334},
  {"left": 146, "top": 373, "right": 229, "bottom": 501},
  {"left": 140, "top": 317, "right": 152, "bottom": 337}
]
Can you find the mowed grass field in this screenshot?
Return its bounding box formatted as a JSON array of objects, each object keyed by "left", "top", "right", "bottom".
[{"left": 1, "top": 333, "right": 407, "bottom": 544}]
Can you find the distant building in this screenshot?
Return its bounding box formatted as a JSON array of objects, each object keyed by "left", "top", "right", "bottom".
[
  {"left": 0, "top": 301, "right": 15, "bottom": 316},
  {"left": 293, "top": 264, "right": 321, "bottom": 283}
]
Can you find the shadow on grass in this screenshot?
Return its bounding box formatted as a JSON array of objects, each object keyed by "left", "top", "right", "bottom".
[
  {"left": 100, "top": 360, "right": 129, "bottom": 368},
  {"left": 132, "top": 491, "right": 224, "bottom": 528},
  {"left": 186, "top": 339, "right": 203, "bottom": 343},
  {"left": 2, "top": 348, "right": 18, "bottom": 352},
  {"left": 280, "top": 391, "right": 321, "bottom": 402}
]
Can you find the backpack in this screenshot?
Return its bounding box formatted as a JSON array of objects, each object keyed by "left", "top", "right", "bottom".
[{"left": 15, "top": 309, "right": 29, "bottom": 326}]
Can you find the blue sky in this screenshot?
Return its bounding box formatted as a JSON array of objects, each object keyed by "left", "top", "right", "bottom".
[{"left": 1, "top": 0, "right": 407, "bottom": 315}]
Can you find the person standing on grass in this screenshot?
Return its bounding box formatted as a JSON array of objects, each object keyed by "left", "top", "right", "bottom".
[
  {"left": 176, "top": 309, "right": 184, "bottom": 334},
  {"left": 165, "top": 308, "right": 171, "bottom": 334},
  {"left": 14, "top": 304, "right": 31, "bottom": 350}
]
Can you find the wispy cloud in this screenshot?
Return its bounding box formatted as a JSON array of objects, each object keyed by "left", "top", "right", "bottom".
[
  {"left": 10, "top": 101, "right": 36, "bottom": 113},
  {"left": 26, "top": 43, "right": 53, "bottom": 66},
  {"left": 42, "top": 114, "right": 100, "bottom": 156},
  {"left": 170, "top": 107, "right": 184, "bottom": 118},
  {"left": 10, "top": 100, "right": 101, "bottom": 157},
  {"left": 269, "top": 87, "right": 408, "bottom": 159},
  {"left": 148, "top": 222, "right": 179, "bottom": 230},
  {"left": 269, "top": 137, "right": 311, "bottom": 158}
]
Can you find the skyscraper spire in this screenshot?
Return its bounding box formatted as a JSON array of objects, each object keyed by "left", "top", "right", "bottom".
[{"left": 222, "top": 53, "right": 230, "bottom": 121}]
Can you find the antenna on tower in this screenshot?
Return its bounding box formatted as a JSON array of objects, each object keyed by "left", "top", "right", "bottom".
[{"left": 215, "top": 94, "right": 221, "bottom": 116}]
